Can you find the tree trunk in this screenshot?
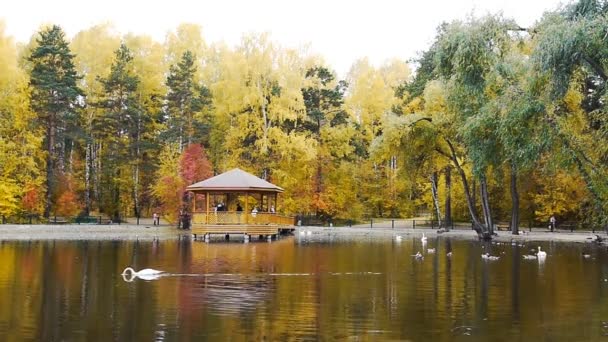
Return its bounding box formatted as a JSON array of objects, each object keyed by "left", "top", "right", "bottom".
[
  {"left": 445, "top": 139, "right": 490, "bottom": 239},
  {"left": 480, "top": 176, "right": 494, "bottom": 235},
  {"left": 510, "top": 165, "right": 519, "bottom": 235},
  {"left": 44, "top": 117, "right": 55, "bottom": 218},
  {"left": 444, "top": 167, "right": 452, "bottom": 231},
  {"left": 430, "top": 171, "right": 443, "bottom": 228},
  {"left": 84, "top": 142, "right": 91, "bottom": 215}
]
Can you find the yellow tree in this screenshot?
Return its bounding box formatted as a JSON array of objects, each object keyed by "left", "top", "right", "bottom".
[
  {"left": 345, "top": 58, "right": 410, "bottom": 217},
  {"left": 0, "top": 22, "right": 44, "bottom": 217},
  {"left": 209, "top": 34, "right": 315, "bottom": 213}
]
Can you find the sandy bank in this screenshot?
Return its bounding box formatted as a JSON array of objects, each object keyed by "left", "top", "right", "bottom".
[
  {"left": 0, "top": 224, "right": 605, "bottom": 244},
  {"left": 0, "top": 224, "right": 185, "bottom": 241},
  {"left": 294, "top": 226, "right": 608, "bottom": 244}
]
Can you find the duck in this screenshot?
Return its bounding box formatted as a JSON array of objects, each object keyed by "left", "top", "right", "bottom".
[
  {"left": 536, "top": 246, "right": 547, "bottom": 258},
  {"left": 582, "top": 253, "right": 591, "bottom": 259},
  {"left": 446, "top": 252, "right": 453, "bottom": 258},
  {"left": 395, "top": 235, "right": 403, "bottom": 242},
  {"left": 414, "top": 251, "right": 424, "bottom": 260},
  {"left": 306, "top": 230, "right": 312, "bottom": 236},
  {"left": 481, "top": 253, "right": 500, "bottom": 261},
  {"left": 427, "top": 248, "right": 436, "bottom": 254},
  {"left": 421, "top": 233, "right": 427, "bottom": 243},
  {"left": 299, "top": 230, "right": 305, "bottom": 236},
  {"left": 523, "top": 255, "right": 537, "bottom": 260}
]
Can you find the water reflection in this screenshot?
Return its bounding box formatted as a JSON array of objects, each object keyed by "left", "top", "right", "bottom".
[{"left": 0, "top": 237, "right": 606, "bottom": 340}]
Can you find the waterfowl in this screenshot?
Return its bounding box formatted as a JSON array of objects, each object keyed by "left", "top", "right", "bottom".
[
  {"left": 421, "top": 233, "right": 427, "bottom": 243},
  {"left": 122, "top": 267, "right": 164, "bottom": 277},
  {"left": 536, "top": 246, "right": 547, "bottom": 258}
]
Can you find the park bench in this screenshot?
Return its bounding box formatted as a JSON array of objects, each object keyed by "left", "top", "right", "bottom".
[{"left": 48, "top": 217, "right": 69, "bottom": 224}]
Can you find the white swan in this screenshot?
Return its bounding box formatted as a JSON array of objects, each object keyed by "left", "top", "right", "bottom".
[
  {"left": 536, "top": 246, "right": 547, "bottom": 258},
  {"left": 122, "top": 267, "right": 164, "bottom": 277},
  {"left": 421, "top": 233, "right": 427, "bottom": 243},
  {"left": 306, "top": 230, "right": 312, "bottom": 236},
  {"left": 299, "top": 230, "right": 305, "bottom": 236},
  {"left": 523, "top": 255, "right": 537, "bottom": 260},
  {"left": 395, "top": 235, "right": 402, "bottom": 242},
  {"left": 427, "top": 248, "right": 436, "bottom": 254},
  {"left": 446, "top": 252, "right": 452, "bottom": 257}
]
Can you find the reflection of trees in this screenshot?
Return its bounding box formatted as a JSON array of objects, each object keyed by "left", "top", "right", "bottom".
[{"left": 1, "top": 239, "right": 608, "bottom": 340}]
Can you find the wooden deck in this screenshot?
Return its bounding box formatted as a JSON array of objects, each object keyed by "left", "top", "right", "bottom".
[{"left": 191, "top": 224, "right": 294, "bottom": 238}]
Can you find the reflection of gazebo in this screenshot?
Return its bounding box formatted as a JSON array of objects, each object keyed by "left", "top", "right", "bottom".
[{"left": 186, "top": 168, "right": 294, "bottom": 238}]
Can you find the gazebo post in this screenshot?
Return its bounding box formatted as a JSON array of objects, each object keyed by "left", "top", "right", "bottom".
[
  {"left": 205, "top": 191, "right": 210, "bottom": 224},
  {"left": 244, "top": 193, "right": 249, "bottom": 224}
]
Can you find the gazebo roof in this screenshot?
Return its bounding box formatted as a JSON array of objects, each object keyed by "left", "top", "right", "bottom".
[{"left": 186, "top": 168, "right": 284, "bottom": 193}]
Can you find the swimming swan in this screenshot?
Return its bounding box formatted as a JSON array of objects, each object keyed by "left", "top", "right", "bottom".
[
  {"left": 421, "top": 233, "right": 427, "bottom": 243},
  {"left": 395, "top": 235, "right": 402, "bottom": 241},
  {"left": 122, "top": 267, "right": 164, "bottom": 277},
  {"left": 536, "top": 246, "right": 547, "bottom": 258}
]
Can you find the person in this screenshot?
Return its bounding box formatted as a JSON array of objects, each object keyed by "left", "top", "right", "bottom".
[
  {"left": 251, "top": 207, "right": 258, "bottom": 217},
  {"left": 236, "top": 203, "right": 243, "bottom": 212},
  {"left": 153, "top": 212, "right": 159, "bottom": 226},
  {"left": 270, "top": 205, "right": 275, "bottom": 214},
  {"left": 217, "top": 202, "right": 224, "bottom": 212},
  {"left": 550, "top": 215, "right": 556, "bottom": 232}
]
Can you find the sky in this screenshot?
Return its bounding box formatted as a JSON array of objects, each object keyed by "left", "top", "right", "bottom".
[{"left": 2, "top": 0, "right": 566, "bottom": 76}]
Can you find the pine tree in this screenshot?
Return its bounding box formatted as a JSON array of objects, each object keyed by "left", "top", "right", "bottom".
[
  {"left": 164, "top": 50, "right": 212, "bottom": 150},
  {"left": 28, "top": 25, "right": 83, "bottom": 218},
  {"left": 95, "top": 43, "right": 149, "bottom": 219}
]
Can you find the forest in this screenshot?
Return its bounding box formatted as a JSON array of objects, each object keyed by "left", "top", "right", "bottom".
[{"left": 0, "top": 0, "right": 606, "bottom": 236}]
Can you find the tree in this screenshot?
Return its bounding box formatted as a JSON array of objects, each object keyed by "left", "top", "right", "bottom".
[
  {"left": 164, "top": 50, "right": 212, "bottom": 149},
  {"left": 152, "top": 143, "right": 212, "bottom": 223},
  {"left": 532, "top": 0, "right": 608, "bottom": 229},
  {"left": 0, "top": 22, "right": 45, "bottom": 217},
  {"left": 95, "top": 43, "right": 150, "bottom": 219},
  {"left": 28, "top": 25, "right": 83, "bottom": 217}
]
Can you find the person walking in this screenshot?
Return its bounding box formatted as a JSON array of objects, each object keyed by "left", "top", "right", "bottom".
[{"left": 550, "top": 215, "right": 556, "bottom": 232}]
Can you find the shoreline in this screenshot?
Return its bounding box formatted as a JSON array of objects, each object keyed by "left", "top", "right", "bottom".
[{"left": 0, "top": 224, "right": 605, "bottom": 244}]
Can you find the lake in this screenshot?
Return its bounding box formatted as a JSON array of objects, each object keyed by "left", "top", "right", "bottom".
[{"left": 0, "top": 235, "right": 607, "bottom": 340}]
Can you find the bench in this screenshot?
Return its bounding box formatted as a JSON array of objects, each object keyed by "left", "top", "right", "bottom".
[{"left": 48, "top": 217, "right": 69, "bottom": 224}]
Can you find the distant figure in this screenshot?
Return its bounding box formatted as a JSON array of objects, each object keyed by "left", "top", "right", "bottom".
[
  {"left": 251, "top": 207, "right": 258, "bottom": 217},
  {"left": 153, "top": 212, "right": 159, "bottom": 226},
  {"left": 270, "top": 205, "right": 275, "bottom": 213},
  {"left": 236, "top": 203, "right": 243, "bottom": 212},
  {"left": 217, "top": 202, "right": 224, "bottom": 212},
  {"left": 550, "top": 215, "right": 556, "bottom": 232}
]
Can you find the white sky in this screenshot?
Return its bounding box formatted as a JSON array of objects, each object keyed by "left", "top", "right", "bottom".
[{"left": 2, "top": 0, "right": 566, "bottom": 76}]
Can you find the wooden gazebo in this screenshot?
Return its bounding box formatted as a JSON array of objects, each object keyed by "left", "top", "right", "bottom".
[{"left": 186, "top": 168, "right": 295, "bottom": 238}]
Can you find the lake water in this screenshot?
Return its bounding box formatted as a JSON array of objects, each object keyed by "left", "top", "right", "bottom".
[{"left": 0, "top": 235, "right": 607, "bottom": 341}]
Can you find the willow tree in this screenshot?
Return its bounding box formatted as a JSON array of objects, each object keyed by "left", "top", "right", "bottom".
[
  {"left": 532, "top": 0, "right": 608, "bottom": 229},
  {"left": 431, "top": 15, "right": 542, "bottom": 238}
]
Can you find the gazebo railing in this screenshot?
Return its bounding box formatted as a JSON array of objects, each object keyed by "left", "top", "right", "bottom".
[{"left": 192, "top": 211, "right": 294, "bottom": 226}]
